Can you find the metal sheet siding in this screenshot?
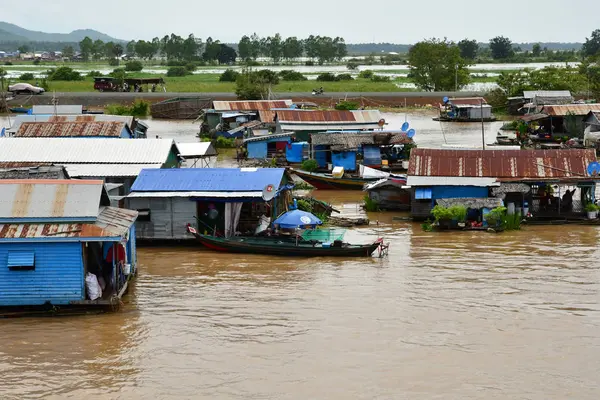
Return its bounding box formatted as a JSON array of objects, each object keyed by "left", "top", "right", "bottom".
[
  {"left": 247, "top": 142, "right": 268, "bottom": 159},
  {"left": 131, "top": 168, "right": 285, "bottom": 192},
  {"left": 65, "top": 163, "right": 162, "bottom": 178},
  {"left": 432, "top": 186, "right": 489, "bottom": 200},
  {"left": 213, "top": 100, "right": 292, "bottom": 111},
  {"left": 0, "top": 242, "right": 83, "bottom": 306},
  {"left": 543, "top": 104, "right": 600, "bottom": 116},
  {"left": 0, "top": 138, "right": 176, "bottom": 164},
  {"left": 331, "top": 151, "right": 357, "bottom": 172},
  {"left": 170, "top": 198, "right": 196, "bottom": 239}
]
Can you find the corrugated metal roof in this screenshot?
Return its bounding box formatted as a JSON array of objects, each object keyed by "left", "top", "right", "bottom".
[
  {"left": 0, "top": 165, "right": 69, "bottom": 180},
  {"left": 128, "top": 191, "right": 263, "bottom": 198},
  {"left": 0, "top": 179, "right": 103, "bottom": 220},
  {"left": 448, "top": 97, "right": 487, "bottom": 106},
  {"left": 176, "top": 142, "right": 218, "bottom": 158},
  {"left": 0, "top": 138, "right": 176, "bottom": 164},
  {"left": 542, "top": 104, "right": 600, "bottom": 116},
  {"left": 131, "top": 168, "right": 285, "bottom": 192},
  {"left": 7, "top": 114, "right": 135, "bottom": 134},
  {"left": 406, "top": 176, "right": 500, "bottom": 187},
  {"left": 243, "top": 132, "right": 294, "bottom": 143},
  {"left": 213, "top": 100, "right": 293, "bottom": 111},
  {"left": 311, "top": 132, "right": 411, "bottom": 149},
  {"left": 280, "top": 123, "right": 382, "bottom": 132},
  {"left": 65, "top": 163, "right": 162, "bottom": 178},
  {"left": 16, "top": 121, "right": 128, "bottom": 138},
  {"left": 275, "top": 110, "right": 382, "bottom": 123},
  {"left": 408, "top": 148, "right": 596, "bottom": 181},
  {"left": 523, "top": 90, "right": 572, "bottom": 99},
  {"left": 0, "top": 206, "right": 137, "bottom": 240}
]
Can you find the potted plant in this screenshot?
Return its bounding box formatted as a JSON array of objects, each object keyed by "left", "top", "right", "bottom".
[
  {"left": 585, "top": 203, "right": 599, "bottom": 220},
  {"left": 431, "top": 205, "right": 453, "bottom": 229},
  {"left": 485, "top": 206, "right": 507, "bottom": 228}
]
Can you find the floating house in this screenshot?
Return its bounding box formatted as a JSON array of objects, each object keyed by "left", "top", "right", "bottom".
[
  {"left": 310, "top": 131, "right": 413, "bottom": 171},
  {"left": 243, "top": 132, "right": 299, "bottom": 160},
  {"left": 508, "top": 90, "right": 574, "bottom": 115},
  {"left": 176, "top": 142, "right": 218, "bottom": 168},
  {"left": 584, "top": 111, "right": 600, "bottom": 147},
  {"left": 364, "top": 178, "right": 411, "bottom": 211},
  {"left": 436, "top": 97, "right": 495, "bottom": 122},
  {"left": 6, "top": 114, "right": 149, "bottom": 138},
  {"left": 407, "top": 148, "right": 598, "bottom": 221},
  {"left": 0, "top": 138, "right": 183, "bottom": 194},
  {"left": 127, "top": 168, "right": 291, "bottom": 241},
  {"left": 522, "top": 104, "right": 600, "bottom": 138},
  {"left": 0, "top": 179, "right": 138, "bottom": 311},
  {"left": 15, "top": 121, "right": 133, "bottom": 138},
  {"left": 200, "top": 100, "right": 293, "bottom": 138},
  {"left": 263, "top": 110, "right": 384, "bottom": 141}
]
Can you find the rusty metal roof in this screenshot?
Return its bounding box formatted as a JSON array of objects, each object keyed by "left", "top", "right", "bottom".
[
  {"left": 274, "top": 110, "right": 383, "bottom": 123},
  {"left": 408, "top": 148, "right": 596, "bottom": 181},
  {"left": 213, "top": 100, "right": 293, "bottom": 111},
  {"left": 6, "top": 114, "right": 135, "bottom": 135},
  {"left": 0, "top": 179, "right": 104, "bottom": 221},
  {"left": 449, "top": 97, "right": 487, "bottom": 106},
  {"left": 0, "top": 206, "right": 138, "bottom": 240},
  {"left": 542, "top": 104, "right": 600, "bottom": 117},
  {"left": 15, "top": 121, "right": 128, "bottom": 138}
]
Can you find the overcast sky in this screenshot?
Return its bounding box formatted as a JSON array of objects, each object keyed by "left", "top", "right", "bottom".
[{"left": 4, "top": 0, "right": 597, "bottom": 43}]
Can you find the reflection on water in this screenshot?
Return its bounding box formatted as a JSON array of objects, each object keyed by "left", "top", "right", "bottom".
[{"left": 1, "top": 117, "right": 600, "bottom": 399}]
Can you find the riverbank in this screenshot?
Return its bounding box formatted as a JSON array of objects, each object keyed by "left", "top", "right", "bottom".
[{"left": 4, "top": 91, "right": 487, "bottom": 108}]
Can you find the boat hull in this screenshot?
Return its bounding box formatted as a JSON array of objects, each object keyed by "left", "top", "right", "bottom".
[
  {"left": 292, "top": 169, "right": 375, "bottom": 190},
  {"left": 189, "top": 232, "right": 382, "bottom": 257},
  {"left": 433, "top": 117, "right": 497, "bottom": 122}
]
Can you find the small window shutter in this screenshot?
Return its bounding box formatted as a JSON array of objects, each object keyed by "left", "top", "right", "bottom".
[
  {"left": 7, "top": 251, "right": 35, "bottom": 271},
  {"left": 415, "top": 188, "right": 433, "bottom": 200}
]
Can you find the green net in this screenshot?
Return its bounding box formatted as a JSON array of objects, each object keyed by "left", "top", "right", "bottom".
[{"left": 301, "top": 228, "right": 346, "bottom": 243}]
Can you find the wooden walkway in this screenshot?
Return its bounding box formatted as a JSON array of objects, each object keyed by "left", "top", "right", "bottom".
[{"left": 329, "top": 203, "right": 370, "bottom": 227}]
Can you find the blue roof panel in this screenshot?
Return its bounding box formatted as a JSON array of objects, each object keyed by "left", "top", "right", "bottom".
[{"left": 131, "top": 168, "right": 286, "bottom": 192}]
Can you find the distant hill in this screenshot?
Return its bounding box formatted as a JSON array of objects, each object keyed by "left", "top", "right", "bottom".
[{"left": 0, "top": 21, "right": 123, "bottom": 43}]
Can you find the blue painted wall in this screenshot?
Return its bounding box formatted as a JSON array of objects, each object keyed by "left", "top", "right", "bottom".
[
  {"left": 314, "top": 145, "right": 328, "bottom": 168},
  {"left": 247, "top": 137, "right": 291, "bottom": 159},
  {"left": 331, "top": 151, "right": 357, "bottom": 171},
  {"left": 432, "top": 186, "right": 489, "bottom": 203},
  {"left": 0, "top": 242, "right": 84, "bottom": 306},
  {"left": 286, "top": 142, "right": 308, "bottom": 163}
]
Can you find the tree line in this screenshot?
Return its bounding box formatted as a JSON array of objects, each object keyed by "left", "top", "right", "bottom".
[
  {"left": 407, "top": 29, "right": 600, "bottom": 93},
  {"left": 238, "top": 34, "right": 347, "bottom": 64}
]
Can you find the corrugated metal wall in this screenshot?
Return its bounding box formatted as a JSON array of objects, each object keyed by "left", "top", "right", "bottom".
[
  {"left": 432, "top": 186, "right": 489, "bottom": 200},
  {"left": 0, "top": 242, "right": 83, "bottom": 306},
  {"left": 129, "top": 197, "right": 196, "bottom": 240},
  {"left": 247, "top": 142, "right": 267, "bottom": 159},
  {"left": 332, "top": 151, "right": 357, "bottom": 171}
]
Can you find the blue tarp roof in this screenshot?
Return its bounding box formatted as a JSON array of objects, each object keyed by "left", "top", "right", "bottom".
[{"left": 131, "top": 168, "right": 286, "bottom": 192}]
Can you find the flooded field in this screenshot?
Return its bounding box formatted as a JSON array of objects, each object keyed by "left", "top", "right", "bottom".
[{"left": 1, "top": 116, "right": 599, "bottom": 399}]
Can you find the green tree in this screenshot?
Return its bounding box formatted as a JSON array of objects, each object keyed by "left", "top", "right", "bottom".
[
  {"left": 92, "top": 39, "right": 105, "bottom": 60},
  {"left": 202, "top": 37, "right": 221, "bottom": 62},
  {"left": 457, "top": 39, "right": 478, "bottom": 60},
  {"left": 238, "top": 35, "right": 252, "bottom": 60},
  {"left": 217, "top": 44, "right": 237, "bottom": 64},
  {"left": 249, "top": 33, "right": 262, "bottom": 59},
  {"left": 334, "top": 37, "right": 347, "bottom": 60},
  {"left": 235, "top": 68, "right": 271, "bottom": 100},
  {"left": 532, "top": 43, "right": 542, "bottom": 57},
  {"left": 182, "top": 34, "right": 201, "bottom": 61},
  {"left": 62, "top": 45, "right": 75, "bottom": 59},
  {"left": 113, "top": 44, "right": 124, "bottom": 58},
  {"left": 304, "top": 35, "right": 319, "bottom": 60},
  {"left": 282, "top": 36, "right": 303, "bottom": 62},
  {"left": 79, "top": 36, "right": 93, "bottom": 61},
  {"left": 266, "top": 33, "right": 283, "bottom": 63},
  {"left": 489, "top": 36, "right": 514, "bottom": 59},
  {"left": 582, "top": 29, "right": 600, "bottom": 58},
  {"left": 18, "top": 45, "right": 30, "bottom": 53},
  {"left": 408, "top": 38, "right": 470, "bottom": 91},
  {"left": 126, "top": 40, "right": 136, "bottom": 57}
]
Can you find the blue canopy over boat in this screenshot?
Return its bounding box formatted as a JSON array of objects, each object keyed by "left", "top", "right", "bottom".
[{"left": 273, "top": 210, "right": 322, "bottom": 229}]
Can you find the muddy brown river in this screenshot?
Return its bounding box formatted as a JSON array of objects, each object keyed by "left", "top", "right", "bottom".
[{"left": 1, "top": 114, "right": 599, "bottom": 398}]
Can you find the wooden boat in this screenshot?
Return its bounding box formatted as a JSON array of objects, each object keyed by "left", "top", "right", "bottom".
[
  {"left": 9, "top": 107, "right": 29, "bottom": 114},
  {"left": 187, "top": 228, "right": 384, "bottom": 257},
  {"left": 150, "top": 97, "right": 212, "bottom": 119},
  {"left": 292, "top": 169, "right": 385, "bottom": 190}
]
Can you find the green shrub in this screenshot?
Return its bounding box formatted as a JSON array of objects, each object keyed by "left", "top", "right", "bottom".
[
  {"left": 485, "top": 206, "right": 506, "bottom": 227},
  {"left": 363, "top": 194, "right": 379, "bottom": 212},
  {"left": 166, "top": 66, "right": 188, "bottom": 77},
  {"left": 337, "top": 73, "right": 354, "bottom": 81},
  {"left": 346, "top": 62, "right": 359, "bottom": 70},
  {"left": 32, "top": 59, "right": 40, "bottom": 65},
  {"left": 448, "top": 205, "right": 467, "bottom": 222},
  {"left": 305, "top": 60, "right": 314, "bottom": 66},
  {"left": 316, "top": 72, "right": 338, "bottom": 82},
  {"left": 86, "top": 70, "right": 102, "bottom": 77},
  {"left": 301, "top": 159, "right": 319, "bottom": 172},
  {"left": 47, "top": 66, "right": 82, "bottom": 81},
  {"left": 359, "top": 69, "right": 375, "bottom": 79},
  {"left": 256, "top": 69, "right": 279, "bottom": 84},
  {"left": 185, "top": 62, "right": 197, "bottom": 72},
  {"left": 125, "top": 61, "right": 143, "bottom": 72},
  {"left": 216, "top": 136, "right": 236, "bottom": 148},
  {"left": 431, "top": 205, "right": 453, "bottom": 222},
  {"left": 19, "top": 73, "right": 35, "bottom": 80},
  {"left": 166, "top": 60, "right": 187, "bottom": 67},
  {"left": 335, "top": 100, "right": 359, "bottom": 111},
  {"left": 279, "top": 70, "right": 307, "bottom": 81},
  {"left": 371, "top": 75, "right": 391, "bottom": 82},
  {"left": 219, "top": 69, "right": 240, "bottom": 82},
  {"left": 421, "top": 219, "right": 433, "bottom": 232},
  {"left": 585, "top": 203, "right": 599, "bottom": 212},
  {"left": 4, "top": 61, "right": 12, "bottom": 66},
  {"left": 297, "top": 199, "right": 312, "bottom": 212},
  {"left": 108, "top": 58, "right": 120, "bottom": 66},
  {"left": 105, "top": 99, "right": 150, "bottom": 117}
]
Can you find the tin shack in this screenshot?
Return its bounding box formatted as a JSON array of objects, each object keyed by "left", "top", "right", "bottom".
[
  {"left": 0, "top": 179, "right": 138, "bottom": 313},
  {"left": 127, "top": 168, "right": 291, "bottom": 241}
]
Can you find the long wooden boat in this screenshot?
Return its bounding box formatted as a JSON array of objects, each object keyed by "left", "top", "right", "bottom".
[
  {"left": 188, "top": 229, "right": 383, "bottom": 257},
  {"left": 433, "top": 116, "right": 497, "bottom": 122},
  {"left": 292, "top": 169, "right": 382, "bottom": 190}
]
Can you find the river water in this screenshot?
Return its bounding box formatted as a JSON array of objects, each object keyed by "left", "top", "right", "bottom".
[{"left": 1, "top": 115, "right": 600, "bottom": 399}]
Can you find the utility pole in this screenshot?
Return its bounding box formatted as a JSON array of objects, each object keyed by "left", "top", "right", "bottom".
[
  {"left": 455, "top": 64, "right": 458, "bottom": 92},
  {"left": 481, "top": 99, "right": 485, "bottom": 150}
]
